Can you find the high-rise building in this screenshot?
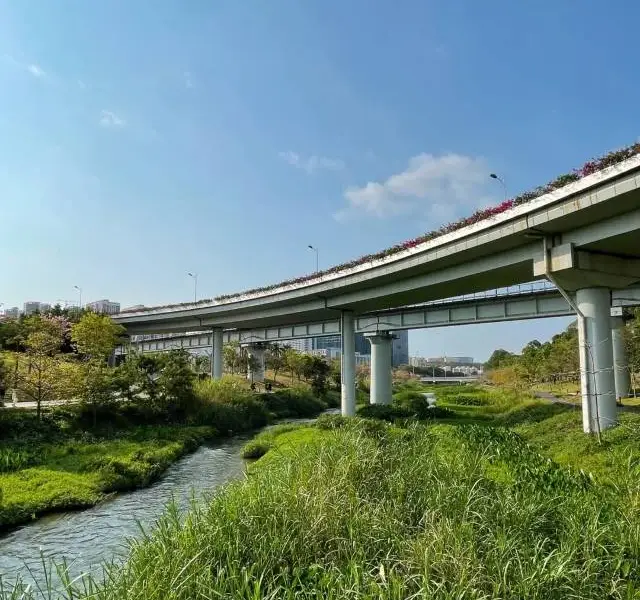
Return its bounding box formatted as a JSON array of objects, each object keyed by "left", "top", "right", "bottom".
[
  {"left": 86, "top": 299, "right": 121, "bottom": 315},
  {"left": 312, "top": 330, "right": 409, "bottom": 367},
  {"left": 313, "top": 335, "right": 341, "bottom": 351},
  {"left": 23, "top": 301, "right": 50, "bottom": 315},
  {"left": 4, "top": 307, "right": 19, "bottom": 319},
  {"left": 282, "top": 338, "right": 313, "bottom": 353},
  {"left": 391, "top": 330, "right": 409, "bottom": 366}
]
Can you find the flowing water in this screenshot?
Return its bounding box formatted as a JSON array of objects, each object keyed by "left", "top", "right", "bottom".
[{"left": 0, "top": 417, "right": 318, "bottom": 595}]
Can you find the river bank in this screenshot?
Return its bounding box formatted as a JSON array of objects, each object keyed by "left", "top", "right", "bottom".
[
  {"left": 22, "top": 383, "right": 639, "bottom": 599},
  {"left": 0, "top": 385, "right": 337, "bottom": 532},
  {"left": 0, "top": 435, "right": 250, "bottom": 593}
]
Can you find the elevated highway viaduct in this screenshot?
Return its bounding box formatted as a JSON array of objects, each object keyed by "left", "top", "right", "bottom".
[{"left": 114, "top": 154, "right": 640, "bottom": 433}]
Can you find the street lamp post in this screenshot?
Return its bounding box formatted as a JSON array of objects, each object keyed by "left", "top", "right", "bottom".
[
  {"left": 74, "top": 286, "right": 82, "bottom": 310},
  {"left": 307, "top": 245, "right": 319, "bottom": 273},
  {"left": 490, "top": 173, "right": 508, "bottom": 201},
  {"left": 188, "top": 272, "right": 198, "bottom": 302}
]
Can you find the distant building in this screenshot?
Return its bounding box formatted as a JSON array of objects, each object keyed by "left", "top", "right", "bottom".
[
  {"left": 283, "top": 338, "right": 313, "bottom": 353},
  {"left": 311, "top": 347, "right": 371, "bottom": 366},
  {"left": 86, "top": 299, "right": 121, "bottom": 315},
  {"left": 23, "top": 301, "right": 50, "bottom": 315},
  {"left": 312, "top": 330, "right": 409, "bottom": 367},
  {"left": 4, "top": 307, "right": 19, "bottom": 319},
  {"left": 313, "top": 335, "right": 342, "bottom": 351},
  {"left": 427, "top": 356, "right": 474, "bottom": 365},
  {"left": 391, "top": 330, "right": 409, "bottom": 366}
]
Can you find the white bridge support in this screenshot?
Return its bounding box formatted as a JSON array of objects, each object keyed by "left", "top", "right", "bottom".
[
  {"left": 211, "top": 328, "right": 223, "bottom": 379},
  {"left": 367, "top": 332, "right": 394, "bottom": 405},
  {"left": 577, "top": 288, "right": 617, "bottom": 433},
  {"left": 611, "top": 316, "right": 631, "bottom": 402},
  {"left": 246, "top": 344, "right": 266, "bottom": 383},
  {"left": 341, "top": 311, "right": 356, "bottom": 417}
]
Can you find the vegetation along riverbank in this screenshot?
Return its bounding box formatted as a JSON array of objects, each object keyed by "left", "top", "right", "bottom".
[
  {"left": 15, "top": 382, "right": 640, "bottom": 599},
  {"left": 0, "top": 310, "right": 338, "bottom": 532}
]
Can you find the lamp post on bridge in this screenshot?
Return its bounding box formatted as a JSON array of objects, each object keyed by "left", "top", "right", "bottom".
[
  {"left": 490, "top": 173, "right": 508, "bottom": 201},
  {"left": 307, "top": 245, "right": 319, "bottom": 274},
  {"left": 188, "top": 272, "right": 198, "bottom": 303}
]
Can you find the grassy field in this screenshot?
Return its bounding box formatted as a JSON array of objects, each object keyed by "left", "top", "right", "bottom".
[
  {"left": 10, "top": 383, "right": 640, "bottom": 598},
  {"left": 0, "top": 425, "right": 215, "bottom": 530}
]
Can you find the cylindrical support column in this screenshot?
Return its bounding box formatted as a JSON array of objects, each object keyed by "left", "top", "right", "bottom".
[
  {"left": 577, "top": 288, "right": 617, "bottom": 433},
  {"left": 367, "top": 332, "right": 394, "bottom": 405},
  {"left": 341, "top": 311, "right": 356, "bottom": 416},
  {"left": 611, "top": 316, "right": 631, "bottom": 403},
  {"left": 211, "top": 328, "right": 224, "bottom": 379},
  {"left": 246, "top": 344, "right": 266, "bottom": 383}
]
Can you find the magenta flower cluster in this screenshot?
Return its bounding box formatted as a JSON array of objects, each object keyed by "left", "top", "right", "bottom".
[{"left": 122, "top": 141, "right": 640, "bottom": 313}]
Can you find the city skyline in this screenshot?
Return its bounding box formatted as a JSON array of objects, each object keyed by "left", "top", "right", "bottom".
[{"left": 1, "top": 297, "right": 121, "bottom": 316}]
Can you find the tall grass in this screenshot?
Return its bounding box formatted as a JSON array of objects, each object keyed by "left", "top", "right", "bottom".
[{"left": 21, "top": 419, "right": 640, "bottom": 599}]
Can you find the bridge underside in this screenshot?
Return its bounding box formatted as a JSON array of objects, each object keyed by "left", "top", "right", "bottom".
[{"left": 114, "top": 168, "right": 640, "bottom": 435}]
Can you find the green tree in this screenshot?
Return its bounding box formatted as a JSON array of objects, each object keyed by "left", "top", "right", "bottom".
[
  {"left": 265, "top": 344, "right": 286, "bottom": 382},
  {"left": 303, "top": 355, "right": 331, "bottom": 397},
  {"left": 485, "top": 349, "right": 515, "bottom": 371},
  {"left": 72, "top": 313, "right": 125, "bottom": 426},
  {"left": 0, "top": 317, "right": 26, "bottom": 351},
  {"left": 11, "top": 316, "right": 69, "bottom": 420},
  {"left": 72, "top": 312, "right": 124, "bottom": 361},
  {"left": 224, "top": 342, "right": 246, "bottom": 375},
  {"left": 284, "top": 348, "right": 305, "bottom": 382},
  {"left": 157, "top": 350, "right": 196, "bottom": 419}
]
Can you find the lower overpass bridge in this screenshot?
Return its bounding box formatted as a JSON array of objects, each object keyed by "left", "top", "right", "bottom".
[
  {"left": 118, "top": 284, "right": 640, "bottom": 417},
  {"left": 114, "top": 149, "right": 640, "bottom": 433}
]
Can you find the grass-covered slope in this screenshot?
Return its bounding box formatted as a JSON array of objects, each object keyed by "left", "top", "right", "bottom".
[{"left": 51, "top": 415, "right": 640, "bottom": 599}]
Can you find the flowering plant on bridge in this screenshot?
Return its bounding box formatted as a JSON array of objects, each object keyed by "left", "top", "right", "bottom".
[{"left": 121, "top": 141, "right": 640, "bottom": 312}]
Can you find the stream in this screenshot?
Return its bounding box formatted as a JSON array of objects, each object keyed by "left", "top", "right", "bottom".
[{"left": 0, "top": 416, "right": 319, "bottom": 595}]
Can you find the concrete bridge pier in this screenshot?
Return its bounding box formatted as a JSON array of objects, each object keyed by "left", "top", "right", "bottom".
[
  {"left": 211, "top": 328, "right": 224, "bottom": 379},
  {"left": 366, "top": 332, "right": 394, "bottom": 405},
  {"left": 577, "top": 287, "right": 617, "bottom": 433},
  {"left": 246, "top": 344, "right": 266, "bottom": 383},
  {"left": 341, "top": 311, "right": 356, "bottom": 416},
  {"left": 611, "top": 315, "right": 631, "bottom": 402}
]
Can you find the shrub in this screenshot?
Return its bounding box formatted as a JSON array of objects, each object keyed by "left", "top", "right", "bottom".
[
  {"left": 241, "top": 440, "right": 272, "bottom": 459},
  {"left": 449, "top": 394, "right": 489, "bottom": 406},
  {"left": 322, "top": 389, "right": 340, "bottom": 409},
  {"left": 358, "top": 404, "right": 411, "bottom": 421},
  {"left": 260, "top": 388, "right": 326, "bottom": 418},
  {"left": 315, "top": 414, "right": 349, "bottom": 430}
]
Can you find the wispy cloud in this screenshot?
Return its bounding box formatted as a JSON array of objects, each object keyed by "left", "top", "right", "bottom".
[
  {"left": 27, "top": 63, "right": 45, "bottom": 78},
  {"left": 184, "top": 71, "right": 194, "bottom": 89},
  {"left": 3, "top": 54, "right": 47, "bottom": 79},
  {"left": 279, "top": 151, "right": 344, "bottom": 174},
  {"left": 99, "top": 110, "right": 126, "bottom": 128},
  {"left": 334, "top": 152, "right": 496, "bottom": 223}
]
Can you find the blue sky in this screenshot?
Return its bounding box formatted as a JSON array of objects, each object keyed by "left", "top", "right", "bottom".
[{"left": 1, "top": 0, "right": 637, "bottom": 361}]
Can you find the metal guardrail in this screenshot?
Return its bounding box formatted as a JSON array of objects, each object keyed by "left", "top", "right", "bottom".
[{"left": 129, "top": 282, "right": 559, "bottom": 342}]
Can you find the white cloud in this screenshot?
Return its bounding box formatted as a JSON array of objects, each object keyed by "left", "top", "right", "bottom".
[
  {"left": 279, "top": 151, "right": 344, "bottom": 174},
  {"left": 3, "top": 55, "right": 47, "bottom": 78},
  {"left": 27, "top": 63, "right": 45, "bottom": 77},
  {"left": 335, "top": 152, "right": 495, "bottom": 223},
  {"left": 99, "top": 110, "right": 125, "bottom": 128},
  {"left": 184, "top": 71, "right": 193, "bottom": 88}
]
